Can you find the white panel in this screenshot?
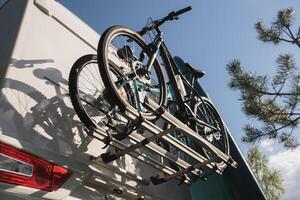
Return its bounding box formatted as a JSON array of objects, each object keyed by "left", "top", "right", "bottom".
[{"left": 0, "top": 0, "right": 192, "bottom": 199}]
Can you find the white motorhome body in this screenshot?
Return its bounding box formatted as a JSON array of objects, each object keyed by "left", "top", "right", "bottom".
[
  {"left": 0, "top": 1, "right": 268, "bottom": 200},
  {"left": 0, "top": 0, "right": 192, "bottom": 199}
]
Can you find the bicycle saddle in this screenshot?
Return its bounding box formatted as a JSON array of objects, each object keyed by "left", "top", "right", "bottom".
[
  {"left": 174, "top": 56, "right": 205, "bottom": 79},
  {"left": 185, "top": 63, "right": 205, "bottom": 79}
]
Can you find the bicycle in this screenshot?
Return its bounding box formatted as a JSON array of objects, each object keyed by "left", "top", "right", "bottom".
[{"left": 96, "top": 6, "right": 230, "bottom": 168}]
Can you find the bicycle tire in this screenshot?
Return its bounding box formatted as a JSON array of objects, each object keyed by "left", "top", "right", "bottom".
[
  {"left": 69, "top": 54, "right": 104, "bottom": 129},
  {"left": 69, "top": 54, "right": 130, "bottom": 132},
  {"left": 193, "top": 97, "right": 229, "bottom": 168},
  {"left": 97, "top": 25, "right": 167, "bottom": 120}
]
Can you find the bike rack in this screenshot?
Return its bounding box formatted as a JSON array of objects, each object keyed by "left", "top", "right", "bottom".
[{"left": 90, "top": 96, "right": 237, "bottom": 185}]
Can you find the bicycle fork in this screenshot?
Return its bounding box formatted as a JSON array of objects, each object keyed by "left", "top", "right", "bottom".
[{"left": 145, "top": 32, "right": 163, "bottom": 72}]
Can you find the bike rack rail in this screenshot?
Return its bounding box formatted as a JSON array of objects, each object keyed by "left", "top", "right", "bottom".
[{"left": 90, "top": 96, "right": 237, "bottom": 185}]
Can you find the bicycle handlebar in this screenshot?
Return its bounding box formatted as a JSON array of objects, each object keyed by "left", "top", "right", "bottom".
[
  {"left": 138, "top": 6, "right": 192, "bottom": 36},
  {"left": 173, "top": 6, "right": 192, "bottom": 18}
]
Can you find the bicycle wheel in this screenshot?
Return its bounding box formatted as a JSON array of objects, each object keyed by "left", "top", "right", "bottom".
[
  {"left": 97, "top": 25, "right": 167, "bottom": 120},
  {"left": 68, "top": 54, "right": 129, "bottom": 131},
  {"left": 193, "top": 97, "right": 229, "bottom": 168}
]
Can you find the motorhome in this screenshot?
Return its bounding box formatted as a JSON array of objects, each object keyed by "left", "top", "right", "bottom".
[{"left": 0, "top": 1, "right": 266, "bottom": 199}]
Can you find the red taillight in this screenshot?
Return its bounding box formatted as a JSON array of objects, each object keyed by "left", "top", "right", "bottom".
[{"left": 0, "top": 142, "right": 71, "bottom": 191}]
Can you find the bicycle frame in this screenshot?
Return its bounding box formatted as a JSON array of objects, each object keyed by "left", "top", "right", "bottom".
[
  {"left": 145, "top": 26, "right": 204, "bottom": 122},
  {"left": 125, "top": 26, "right": 223, "bottom": 139},
  {"left": 90, "top": 7, "right": 238, "bottom": 185}
]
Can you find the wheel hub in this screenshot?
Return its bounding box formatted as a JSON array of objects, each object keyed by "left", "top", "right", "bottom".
[
  {"left": 134, "top": 61, "right": 151, "bottom": 80},
  {"left": 204, "top": 127, "right": 221, "bottom": 142},
  {"left": 204, "top": 127, "right": 214, "bottom": 142}
]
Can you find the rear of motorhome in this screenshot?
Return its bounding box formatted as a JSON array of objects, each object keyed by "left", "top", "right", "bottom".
[{"left": 0, "top": 1, "right": 266, "bottom": 199}]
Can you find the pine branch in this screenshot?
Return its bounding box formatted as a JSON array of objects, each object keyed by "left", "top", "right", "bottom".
[
  {"left": 281, "top": 27, "right": 293, "bottom": 38},
  {"left": 269, "top": 116, "right": 300, "bottom": 133},
  {"left": 278, "top": 37, "right": 294, "bottom": 43},
  {"left": 296, "top": 26, "right": 300, "bottom": 38},
  {"left": 273, "top": 112, "right": 300, "bottom": 116},
  {"left": 287, "top": 26, "right": 300, "bottom": 47},
  {"left": 243, "top": 116, "right": 300, "bottom": 145},
  {"left": 286, "top": 26, "right": 295, "bottom": 39},
  {"left": 268, "top": 76, "right": 287, "bottom": 106},
  {"left": 255, "top": 90, "right": 300, "bottom": 96}
]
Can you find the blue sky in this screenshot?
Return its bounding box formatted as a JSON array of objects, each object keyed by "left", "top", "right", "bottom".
[{"left": 60, "top": 1, "right": 300, "bottom": 199}]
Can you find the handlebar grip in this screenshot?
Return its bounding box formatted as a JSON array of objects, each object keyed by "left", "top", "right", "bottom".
[
  {"left": 138, "top": 6, "right": 192, "bottom": 35},
  {"left": 174, "top": 6, "right": 192, "bottom": 16},
  {"left": 138, "top": 28, "right": 146, "bottom": 36}
]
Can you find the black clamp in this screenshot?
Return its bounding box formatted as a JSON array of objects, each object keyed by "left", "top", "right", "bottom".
[
  {"left": 101, "top": 150, "right": 120, "bottom": 163},
  {"left": 212, "top": 165, "right": 223, "bottom": 174},
  {"left": 137, "top": 113, "right": 146, "bottom": 124},
  {"left": 153, "top": 105, "right": 167, "bottom": 121},
  {"left": 177, "top": 174, "right": 189, "bottom": 185},
  {"left": 102, "top": 130, "right": 113, "bottom": 149},
  {"left": 150, "top": 175, "right": 167, "bottom": 185},
  {"left": 127, "top": 113, "right": 145, "bottom": 135},
  {"left": 226, "top": 156, "right": 237, "bottom": 167}
]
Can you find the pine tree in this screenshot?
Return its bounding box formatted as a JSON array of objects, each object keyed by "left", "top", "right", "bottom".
[
  {"left": 255, "top": 8, "right": 300, "bottom": 47},
  {"left": 247, "top": 147, "right": 284, "bottom": 200},
  {"left": 227, "top": 8, "right": 300, "bottom": 148}
]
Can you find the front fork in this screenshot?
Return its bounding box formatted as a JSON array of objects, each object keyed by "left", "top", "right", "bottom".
[{"left": 145, "top": 33, "right": 163, "bottom": 72}]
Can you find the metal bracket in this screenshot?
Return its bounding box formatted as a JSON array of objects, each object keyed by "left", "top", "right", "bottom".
[{"left": 90, "top": 96, "right": 237, "bottom": 185}]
